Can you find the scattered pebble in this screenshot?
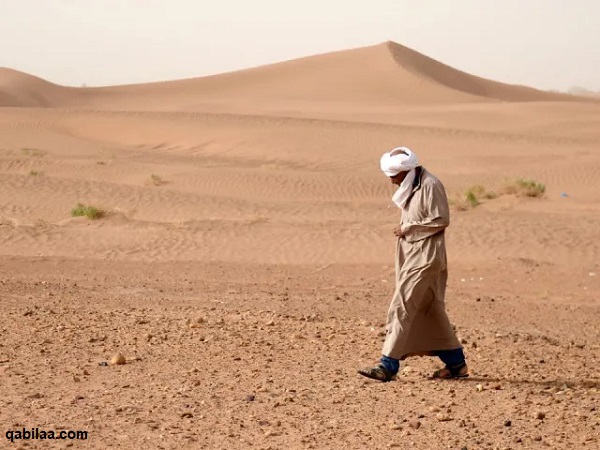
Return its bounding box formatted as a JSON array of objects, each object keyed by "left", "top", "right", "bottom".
[
  {"left": 110, "top": 353, "right": 126, "bottom": 365},
  {"left": 436, "top": 413, "right": 452, "bottom": 422},
  {"left": 408, "top": 420, "right": 421, "bottom": 429}
]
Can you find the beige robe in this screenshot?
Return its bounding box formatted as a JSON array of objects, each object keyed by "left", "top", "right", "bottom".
[{"left": 382, "top": 167, "right": 461, "bottom": 360}]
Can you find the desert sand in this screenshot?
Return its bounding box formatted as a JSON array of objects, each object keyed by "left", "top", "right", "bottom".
[{"left": 1, "top": 41, "right": 599, "bottom": 449}]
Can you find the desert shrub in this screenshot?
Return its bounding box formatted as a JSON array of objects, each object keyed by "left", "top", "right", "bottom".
[
  {"left": 149, "top": 174, "right": 166, "bottom": 186},
  {"left": 503, "top": 178, "right": 545, "bottom": 197},
  {"left": 22, "top": 148, "right": 46, "bottom": 157},
  {"left": 71, "top": 203, "right": 104, "bottom": 220},
  {"left": 464, "top": 190, "right": 480, "bottom": 208},
  {"left": 450, "top": 184, "right": 496, "bottom": 210}
]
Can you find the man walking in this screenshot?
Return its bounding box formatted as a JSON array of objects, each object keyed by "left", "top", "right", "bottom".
[{"left": 358, "top": 147, "right": 468, "bottom": 382}]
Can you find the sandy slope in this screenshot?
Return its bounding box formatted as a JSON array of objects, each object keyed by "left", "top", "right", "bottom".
[
  {"left": 1, "top": 104, "right": 599, "bottom": 266},
  {"left": 0, "top": 41, "right": 599, "bottom": 449},
  {"left": 1, "top": 42, "right": 592, "bottom": 113}
]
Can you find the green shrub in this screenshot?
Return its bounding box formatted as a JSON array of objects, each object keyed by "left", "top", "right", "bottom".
[{"left": 71, "top": 203, "right": 104, "bottom": 220}]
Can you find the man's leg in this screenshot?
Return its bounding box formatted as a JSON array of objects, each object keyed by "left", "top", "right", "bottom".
[
  {"left": 436, "top": 347, "right": 465, "bottom": 366},
  {"left": 357, "top": 286, "right": 407, "bottom": 382},
  {"left": 358, "top": 355, "right": 398, "bottom": 382},
  {"left": 358, "top": 240, "right": 405, "bottom": 382},
  {"left": 433, "top": 347, "right": 469, "bottom": 378},
  {"left": 380, "top": 355, "right": 400, "bottom": 374}
]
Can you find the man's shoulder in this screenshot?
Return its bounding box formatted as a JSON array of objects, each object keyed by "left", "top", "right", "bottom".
[{"left": 420, "top": 169, "right": 444, "bottom": 189}]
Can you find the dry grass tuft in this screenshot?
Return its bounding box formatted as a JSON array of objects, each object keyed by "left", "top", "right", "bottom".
[
  {"left": 22, "top": 148, "right": 46, "bottom": 157},
  {"left": 451, "top": 178, "right": 544, "bottom": 211},
  {"left": 450, "top": 184, "right": 496, "bottom": 210},
  {"left": 502, "top": 178, "right": 546, "bottom": 198},
  {"left": 71, "top": 203, "right": 105, "bottom": 220},
  {"left": 148, "top": 174, "right": 167, "bottom": 186}
]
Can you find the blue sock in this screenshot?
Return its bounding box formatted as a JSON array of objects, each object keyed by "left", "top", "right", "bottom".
[
  {"left": 436, "top": 348, "right": 466, "bottom": 368},
  {"left": 380, "top": 355, "right": 400, "bottom": 374}
]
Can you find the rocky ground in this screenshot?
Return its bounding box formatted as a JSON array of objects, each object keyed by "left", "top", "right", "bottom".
[
  {"left": 0, "top": 258, "right": 600, "bottom": 449},
  {"left": 0, "top": 256, "right": 598, "bottom": 450}
]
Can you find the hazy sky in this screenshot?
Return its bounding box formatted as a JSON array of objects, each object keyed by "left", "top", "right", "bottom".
[{"left": 2, "top": 0, "right": 598, "bottom": 90}]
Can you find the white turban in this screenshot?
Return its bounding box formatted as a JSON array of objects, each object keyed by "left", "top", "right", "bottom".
[{"left": 380, "top": 147, "right": 419, "bottom": 177}]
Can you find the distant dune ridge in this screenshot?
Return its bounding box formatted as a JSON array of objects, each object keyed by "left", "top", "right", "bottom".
[
  {"left": 568, "top": 86, "right": 600, "bottom": 97},
  {"left": 0, "top": 41, "right": 590, "bottom": 111},
  {"left": 0, "top": 68, "right": 68, "bottom": 107}
]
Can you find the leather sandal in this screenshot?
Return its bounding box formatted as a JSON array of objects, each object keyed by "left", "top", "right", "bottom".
[
  {"left": 432, "top": 362, "right": 469, "bottom": 379},
  {"left": 358, "top": 364, "right": 397, "bottom": 382}
]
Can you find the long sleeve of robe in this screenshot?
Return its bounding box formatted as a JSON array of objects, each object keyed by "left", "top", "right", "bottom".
[
  {"left": 400, "top": 180, "right": 450, "bottom": 243},
  {"left": 382, "top": 168, "right": 461, "bottom": 360}
]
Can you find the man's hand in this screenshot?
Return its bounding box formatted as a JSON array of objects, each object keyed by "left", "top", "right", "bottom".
[{"left": 393, "top": 225, "right": 404, "bottom": 238}]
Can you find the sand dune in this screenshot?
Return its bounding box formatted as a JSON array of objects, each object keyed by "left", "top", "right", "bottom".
[
  {"left": 0, "top": 68, "right": 67, "bottom": 107},
  {"left": 1, "top": 104, "right": 599, "bottom": 266},
  {"left": 0, "top": 42, "right": 590, "bottom": 112}
]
